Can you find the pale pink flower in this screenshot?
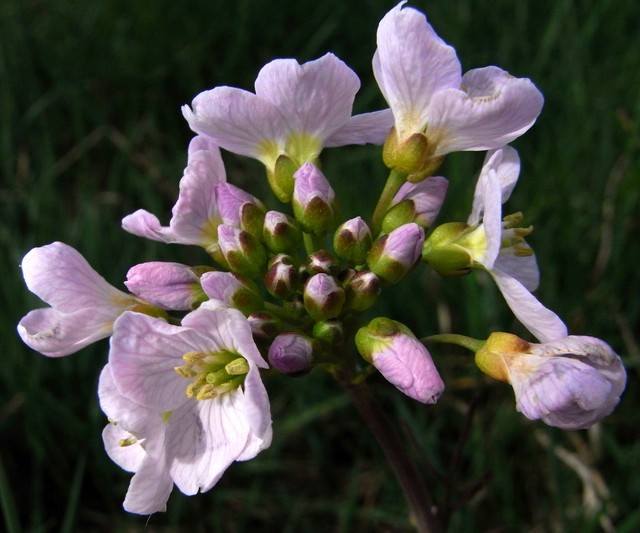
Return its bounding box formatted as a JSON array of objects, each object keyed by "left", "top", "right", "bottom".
[
  {"left": 374, "top": 3, "right": 543, "bottom": 155},
  {"left": 106, "top": 302, "right": 272, "bottom": 513},
  {"left": 122, "top": 135, "right": 226, "bottom": 255},
  {"left": 182, "top": 53, "right": 392, "bottom": 171},
  {"left": 18, "top": 242, "right": 140, "bottom": 357}
]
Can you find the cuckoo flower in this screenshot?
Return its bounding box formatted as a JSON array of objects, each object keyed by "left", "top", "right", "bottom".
[
  {"left": 423, "top": 146, "right": 567, "bottom": 342},
  {"left": 475, "top": 333, "right": 627, "bottom": 429},
  {"left": 107, "top": 302, "right": 272, "bottom": 513},
  {"left": 17, "top": 242, "right": 151, "bottom": 357},
  {"left": 356, "top": 317, "right": 444, "bottom": 404},
  {"left": 374, "top": 2, "right": 543, "bottom": 178},
  {"left": 122, "top": 136, "right": 227, "bottom": 260},
  {"left": 182, "top": 53, "right": 392, "bottom": 201}
]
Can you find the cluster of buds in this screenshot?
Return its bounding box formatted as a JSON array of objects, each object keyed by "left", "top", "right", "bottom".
[{"left": 17, "top": 1, "right": 626, "bottom": 516}]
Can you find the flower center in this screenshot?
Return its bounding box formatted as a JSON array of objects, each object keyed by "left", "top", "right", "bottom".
[{"left": 174, "top": 350, "right": 250, "bottom": 400}]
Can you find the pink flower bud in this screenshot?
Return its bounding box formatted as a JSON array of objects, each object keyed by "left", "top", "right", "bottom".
[
  {"left": 367, "top": 223, "right": 424, "bottom": 283},
  {"left": 303, "top": 273, "right": 345, "bottom": 321},
  {"left": 383, "top": 176, "right": 448, "bottom": 232},
  {"left": 292, "top": 163, "right": 336, "bottom": 235},
  {"left": 333, "top": 217, "right": 372, "bottom": 264},
  {"left": 355, "top": 317, "right": 444, "bottom": 404},
  {"left": 263, "top": 211, "right": 302, "bottom": 254},
  {"left": 200, "top": 271, "right": 263, "bottom": 315},
  {"left": 217, "top": 224, "right": 267, "bottom": 278},
  {"left": 268, "top": 333, "right": 315, "bottom": 374}
]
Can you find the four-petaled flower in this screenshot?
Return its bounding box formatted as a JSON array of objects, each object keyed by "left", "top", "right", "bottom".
[{"left": 105, "top": 302, "right": 272, "bottom": 514}]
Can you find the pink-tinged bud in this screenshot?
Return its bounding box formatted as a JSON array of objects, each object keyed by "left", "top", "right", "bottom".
[
  {"left": 200, "top": 271, "right": 263, "bottom": 315},
  {"left": 304, "top": 250, "right": 340, "bottom": 276},
  {"left": 268, "top": 332, "right": 315, "bottom": 375},
  {"left": 303, "top": 273, "right": 345, "bottom": 321},
  {"left": 383, "top": 177, "right": 449, "bottom": 233},
  {"left": 367, "top": 223, "right": 425, "bottom": 284},
  {"left": 476, "top": 332, "right": 627, "bottom": 429},
  {"left": 355, "top": 317, "right": 444, "bottom": 404},
  {"left": 343, "top": 270, "right": 381, "bottom": 311},
  {"left": 248, "top": 311, "right": 283, "bottom": 345},
  {"left": 292, "top": 162, "right": 336, "bottom": 235},
  {"left": 125, "top": 262, "right": 209, "bottom": 310},
  {"left": 216, "top": 183, "right": 266, "bottom": 239},
  {"left": 333, "top": 217, "right": 372, "bottom": 265},
  {"left": 217, "top": 224, "right": 267, "bottom": 279},
  {"left": 264, "top": 255, "right": 298, "bottom": 300},
  {"left": 263, "top": 211, "right": 302, "bottom": 254}
]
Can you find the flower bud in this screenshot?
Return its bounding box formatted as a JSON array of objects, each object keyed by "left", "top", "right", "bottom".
[
  {"left": 382, "top": 127, "right": 443, "bottom": 182},
  {"left": 303, "top": 273, "right": 345, "bottom": 321},
  {"left": 268, "top": 332, "right": 315, "bottom": 375},
  {"left": 421, "top": 222, "right": 474, "bottom": 276},
  {"left": 367, "top": 223, "right": 424, "bottom": 284},
  {"left": 475, "top": 332, "right": 627, "bottom": 429},
  {"left": 200, "top": 271, "right": 263, "bottom": 315},
  {"left": 355, "top": 317, "right": 444, "bottom": 404},
  {"left": 304, "top": 250, "right": 340, "bottom": 276},
  {"left": 263, "top": 211, "right": 302, "bottom": 254},
  {"left": 292, "top": 162, "right": 336, "bottom": 235},
  {"left": 125, "top": 262, "right": 209, "bottom": 310},
  {"left": 264, "top": 255, "right": 298, "bottom": 300},
  {"left": 248, "top": 311, "right": 283, "bottom": 344},
  {"left": 217, "top": 224, "right": 267, "bottom": 279},
  {"left": 216, "top": 182, "right": 266, "bottom": 240},
  {"left": 383, "top": 177, "right": 448, "bottom": 233},
  {"left": 343, "top": 270, "right": 381, "bottom": 311},
  {"left": 312, "top": 319, "right": 345, "bottom": 347},
  {"left": 267, "top": 153, "right": 297, "bottom": 202},
  {"left": 333, "top": 217, "right": 372, "bottom": 265}
]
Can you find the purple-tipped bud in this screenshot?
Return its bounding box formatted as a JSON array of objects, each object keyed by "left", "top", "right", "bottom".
[
  {"left": 383, "top": 177, "right": 449, "bottom": 233},
  {"left": 264, "top": 255, "right": 298, "bottom": 300},
  {"left": 303, "top": 273, "right": 345, "bottom": 321},
  {"left": 216, "top": 182, "right": 265, "bottom": 232},
  {"left": 343, "top": 270, "right": 382, "bottom": 311},
  {"left": 263, "top": 210, "right": 302, "bottom": 254},
  {"left": 248, "top": 311, "right": 283, "bottom": 344},
  {"left": 217, "top": 224, "right": 267, "bottom": 279},
  {"left": 367, "top": 223, "right": 425, "bottom": 284},
  {"left": 304, "top": 250, "right": 339, "bottom": 276},
  {"left": 200, "top": 271, "right": 263, "bottom": 315},
  {"left": 355, "top": 317, "right": 444, "bottom": 404},
  {"left": 292, "top": 162, "right": 336, "bottom": 235},
  {"left": 475, "top": 332, "right": 627, "bottom": 429},
  {"left": 125, "top": 262, "right": 209, "bottom": 310},
  {"left": 333, "top": 217, "right": 372, "bottom": 265},
  {"left": 268, "top": 332, "right": 315, "bottom": 375},
  {"left": 421, "top": 222, "right": 474, "bottom": 276}
]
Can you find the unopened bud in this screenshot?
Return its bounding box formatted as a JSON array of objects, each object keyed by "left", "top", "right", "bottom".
[
  {"left": 383, "top": 177, "right": 448, "bottom": 232},
  {"left": 382, "top": 127, "right": 443, "bottom": 182},
  {"left": 200, "top": 271, "right": 263, "bottom": 315},
  {"left": 292, "top": 162, "right": 336, "bottom": 235},
  {"left": 305, "top": 250, "right": 339, "bottom": 276},
  {"left": 264, "top": 255, "right": 298, "bottom": 299},
  {"left": 303, "top": 273, "right": 345, "bottom": 321},
  {"left": 421, "top": 222, "right": 475, "bottom": 276},
  {"left": 312, "top": 319, "right": 345, "bottom": 347},
  {"left": 268, "top": 154, "right": 297, "bottom": 202},
  {"left": 263, "top": 211, "right": 302, "bottom": 254},
  {"left": 367, "top": 223, "right": 424, "bottom": 284},
  {"left": 217, "top": 224, "right": 267, "bottom": 279},
  {"left": 216, "top": 183, "right": 266, "bottom": 241},
  {"left": 343, "top": 270, "right": 381, "bottom": 311},
  {"left": 333, "top": 217, "right": 372, "bottom": 265},
  {"left": 268, "top": 332, "right": 315, "bottom": 375},
  {"left": 248, "top": 311, "right": 283, "bottom": 344}
]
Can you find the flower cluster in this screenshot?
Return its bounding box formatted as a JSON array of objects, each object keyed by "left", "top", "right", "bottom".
[{"left": 18, "top": 2, "right": 626, "bottom": 515}]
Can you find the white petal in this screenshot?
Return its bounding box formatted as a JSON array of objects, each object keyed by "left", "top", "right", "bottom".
[
  {"left": 324, "top": 109, "right": 394, "bottom": 147},
  {"left": 485, "top": 146, "right": 521, "bottom": 202},
  {"left": 123, "top": 455, "right": 174, "bottom": 515},
  {"left": 374, "top": 3, "right": 461, "bottom": 138},
  {"left": 254, "top": 53, "right": 360, "bottom": 140},
  {"left": 489, "top": 267, "right": 568, "bottom": 342},
  {"left": 238, "top": 365, "right": 272, "bottom": 438},
  {"left": 427, "top": 67, "right": 544, "bottom": 155},
  {"left": 121, "top": 209, "right": 180, "bottom": 243},
  {"left": 102, "top": 423, "right": 146, "bottom": 473},
  {"left": 494, "top": 251, "right": 540, "bottom": 291},
  {"left": 474, "top": 170, "right": 503, "bottom": 269}
]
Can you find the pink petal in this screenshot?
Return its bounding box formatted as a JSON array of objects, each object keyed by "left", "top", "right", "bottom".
[
  {"left": 254, "top": 53, "right": 360, "bottom": 140},
  {"left": 373, "top": 2, "right": 461, "bottom": 138},
  {"left": 489, "top": 267, "right": 568, "bottom": 342},
  {"left": 123, "top": 455, "right": 174, "bottom": 515},
  {"left": 125, "top": 262, "right": 202, "bottom": 310},
  {"left": 428, "top": 66, "right": 544, "bottom": 155},
  {"left": 324, "top": 109, "right": 394, "bottom": 147},
  {"left": 102, "top": 424, "right": 146, "bottom": 473},
  {"left": 182, "top": 87, "right": 288, "bottom": 161},
  {"left": 494, "top": 251, "right": 540, "bottom": 292},
  {"left": 20, "top": 242, "right": 132, "bottom": 313}
]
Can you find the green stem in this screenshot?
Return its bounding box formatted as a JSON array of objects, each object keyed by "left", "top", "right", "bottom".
[
  {"left": 340, "top": 377, "right": 441, "bottom": 533},
  {"left": 422, "top": 333, "right": 484, "bottom": 353},
  {"left": 370, "top": 168, "right": 407, "bottom": 235},
  {"left": 303, "top": 231, "right": 325, "bottom": 255}
]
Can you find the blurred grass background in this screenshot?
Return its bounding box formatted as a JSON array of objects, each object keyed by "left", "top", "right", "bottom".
[{"left": 1, "top": 0, "right": 639, "bottom": 531}]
